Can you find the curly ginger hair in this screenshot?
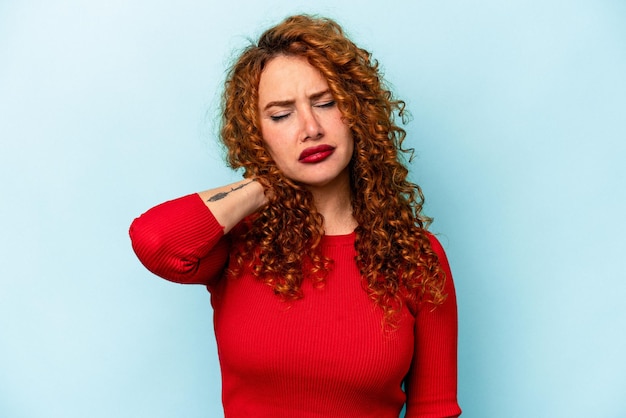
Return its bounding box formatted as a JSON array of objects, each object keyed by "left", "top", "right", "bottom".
[{"left": 220, "top": 14, "right": 447, "bottom": 320}]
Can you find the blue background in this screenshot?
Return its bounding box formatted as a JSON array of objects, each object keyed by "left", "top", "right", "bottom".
[{"left": 1, "top": 1, "right": 625, "bottom": 417}]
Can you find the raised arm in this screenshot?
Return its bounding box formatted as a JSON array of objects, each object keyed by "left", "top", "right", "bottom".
[
  {"left": 130, "top": 179, "right": 268, "bottom": 285},
  {"left": 198, "top": 179, "right": 267, "bottom": 234}
]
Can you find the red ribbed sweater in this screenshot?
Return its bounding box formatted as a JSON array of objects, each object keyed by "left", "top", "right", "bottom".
[{"left": 129, "top": 194, "right": 461, "bottom": 418}]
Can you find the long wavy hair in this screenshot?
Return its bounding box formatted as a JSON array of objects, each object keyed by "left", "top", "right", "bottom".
[{"left": 220, "top": 14, "right": 447, "bottom": 320}]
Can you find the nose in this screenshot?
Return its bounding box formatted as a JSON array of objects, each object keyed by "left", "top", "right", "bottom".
[{"left": 301, "top": 107, "right": 323, "bottom": 141}]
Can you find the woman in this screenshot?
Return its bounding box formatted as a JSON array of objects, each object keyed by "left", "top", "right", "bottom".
[{"left": 130, "top": 14, "right": 461, "bottom": 418}]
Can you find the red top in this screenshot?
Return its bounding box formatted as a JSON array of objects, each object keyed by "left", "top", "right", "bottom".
[{"left": 130, "top": 194, "right": 461, "bottom": 418}]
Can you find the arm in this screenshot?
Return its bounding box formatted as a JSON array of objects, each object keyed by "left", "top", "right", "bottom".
[
  {"left": 198, "top": 179, "right": 267, "bottom": 234},
  {"left": 129, "top": 179, "right": 267, "bottom": 285},
  {"left": 404, "top": 235, "right": 462, "bottom": 417}
]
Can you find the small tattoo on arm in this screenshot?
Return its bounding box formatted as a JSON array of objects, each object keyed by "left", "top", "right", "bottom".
[{"left": 207, "top": 181, "right": 254, "bottom": 202}]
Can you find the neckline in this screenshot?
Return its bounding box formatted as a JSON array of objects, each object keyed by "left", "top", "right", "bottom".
[{"left": 320, "top": 230, "right": 356, "bottom": 246}]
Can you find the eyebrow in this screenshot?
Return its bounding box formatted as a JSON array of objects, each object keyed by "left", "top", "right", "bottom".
[{"left": 262, "top": 89, "right": 332, "bottom": 111}]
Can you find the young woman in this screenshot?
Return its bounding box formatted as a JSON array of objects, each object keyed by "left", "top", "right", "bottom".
[{"left": 130, "top": 14, "right": 461, "bottom": 418}]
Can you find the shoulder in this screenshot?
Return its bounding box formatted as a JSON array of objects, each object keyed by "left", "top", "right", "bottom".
[{"left": 426, "top": 232, "right": 448, "bottom": 264}]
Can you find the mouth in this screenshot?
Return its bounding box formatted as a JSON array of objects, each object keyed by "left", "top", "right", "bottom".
[{"left": 298, "top": 145, "right": 336, "bottom": 163}]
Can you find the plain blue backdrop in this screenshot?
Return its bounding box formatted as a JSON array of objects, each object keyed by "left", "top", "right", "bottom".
[{"left": 1, "top": 1, "right": 625, "bottom": 417}]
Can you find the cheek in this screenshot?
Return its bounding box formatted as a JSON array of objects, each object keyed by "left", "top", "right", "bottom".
[
  {"left": 260, "top": 119, "right": 288, "bottom": 147},
  {"left": 261, "top": 137, "right": 289, "bottom": 170},
  {"left": 259, "top": 125, "right": 279, "bottom": 156},
  {"left": 263, "top": 138, "right": 282, "bottom": 159},
  {"left": 260, "top": 122, "right": 296, "bottom": 160},
  {"left": 342, "top": 126, "right": 355, "bottom": 152}
]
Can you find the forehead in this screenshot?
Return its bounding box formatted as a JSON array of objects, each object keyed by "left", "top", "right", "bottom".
[{"left": 258, "top": 55, "right": 329, "bottom": 103}]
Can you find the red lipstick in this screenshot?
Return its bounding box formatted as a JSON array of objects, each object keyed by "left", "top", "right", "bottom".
[{"left": 299, "top": 145, "right": 335, "bottom": 163}]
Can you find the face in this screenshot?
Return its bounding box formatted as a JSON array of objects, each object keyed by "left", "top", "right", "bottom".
[{"left": 257, "top": 55, "right": 354, "bottom": 191}]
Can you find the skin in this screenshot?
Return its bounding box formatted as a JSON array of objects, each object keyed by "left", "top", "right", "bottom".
[{"left": 257, "top": 55, "right": 354, "bottom": 200}]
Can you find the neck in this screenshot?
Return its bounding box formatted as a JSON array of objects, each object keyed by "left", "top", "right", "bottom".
[{"left": 308, "top": 172, "right": 357, "bottom": 236}]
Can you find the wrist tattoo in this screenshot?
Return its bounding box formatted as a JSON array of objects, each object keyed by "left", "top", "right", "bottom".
[{"left": 207, "top": 181, "right": 254, "bottom": 202}]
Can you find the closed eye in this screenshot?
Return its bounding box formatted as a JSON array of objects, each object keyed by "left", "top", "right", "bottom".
[
  {"left": 315, "top": 100, "right": 336, "bottom": 109},
  {"left": 270, "top": 113, "right": 291, "bottom": 122}
]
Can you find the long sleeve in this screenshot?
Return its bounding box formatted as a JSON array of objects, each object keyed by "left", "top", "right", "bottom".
[
  {"left": 129, "top": 193, "right": 230, "bottom": 286},
  {"left": 404, "top": 235, "right": 462, "bottom": 417}
]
